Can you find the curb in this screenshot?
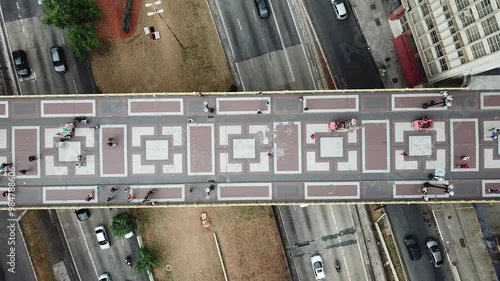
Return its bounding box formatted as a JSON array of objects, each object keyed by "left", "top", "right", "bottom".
[
  {"left": 272, "top": 206, "right": 300, "bottom": 281},
  {"left": 16, "top": 214, "right": 39, "bottom": 281},
  {"left": 350, "top": 205, "right": 375, "bottom": 281}
]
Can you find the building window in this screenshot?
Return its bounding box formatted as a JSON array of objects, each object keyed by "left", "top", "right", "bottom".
[
  {"left": 421, "top": 3, "right": 430, "bottom": 16},
  {"left": 465, "top": 25, "right": 481, "bottom": 43},
  {"left": 410, "top": 10, "right": 421, "bottom": 23},
  {"left": 400, "top": 14, "right": 410, "bottom": 32},
  {"left": 456, "top": 0, "right": 470, "bottom": 11},
  {"left": 435, "top": 44, "right": 444, "bottom": 57},
  {"left": 487, "top": 33, "right": 500, "bottom": 52},
  {"left": 428, "top": 62, "right": 439, "bottom": 76},
  {"left": 481, "top": 16, "right": 499, "bottom": 36},
  {"left": 459, "top": 9, "right": 476, "bottom": 27},
  {"left": 415, "top": 22, "right": 425, "bottom": 36},
  {"left": 430, "top": 30, "right": 439, "bottom": 44},
  {"left": 439, "top": 58, "right": 449, "bottom": 71},
  {"left": 424, "top": 49, "right": 434, "bottom": 62},
  {"left": 420, "top": 37, "right": 430, "bottom": 49},
  {"left": 470, "top": 42, "right": 487, "bottom": 58},
  {"left": 476, "top": 0, "right": 493, "bottom": 19},
  {"left": 425, "top": 17, "right": 434, "bottom": 30}
]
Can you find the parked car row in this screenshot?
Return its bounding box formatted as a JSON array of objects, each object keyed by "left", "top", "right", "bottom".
[
  {"left": 11, "top": 46, "right": 66, "bottom": 78},
  {"left": 404, "top": 235, "right": 444, "bottom": 267}
]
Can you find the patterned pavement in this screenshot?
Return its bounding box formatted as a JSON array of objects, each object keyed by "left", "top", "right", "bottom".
[{"left": 0, "top": 90, "right": 500, "bottom": 207}]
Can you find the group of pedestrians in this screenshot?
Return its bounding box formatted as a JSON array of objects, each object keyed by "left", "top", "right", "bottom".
[
  {"left": 489, "top": 127, "right": 500, "bottom": 140},
  {"left": 457, "top": 155, "right": 470, "bottom": 169}
]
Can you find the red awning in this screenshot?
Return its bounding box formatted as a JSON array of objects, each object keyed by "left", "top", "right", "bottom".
[{"left": 393, "top": 35, "right": 425, "bottom": 87}]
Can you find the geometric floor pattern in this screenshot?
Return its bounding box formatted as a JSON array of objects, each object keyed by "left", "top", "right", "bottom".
[{"left": 0, "top": 90, "right": 499, "bottom": 206}]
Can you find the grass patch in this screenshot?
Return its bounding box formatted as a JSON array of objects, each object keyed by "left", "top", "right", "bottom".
[{"left": 19, "top": 211, "right": 55, "bottom": 281}]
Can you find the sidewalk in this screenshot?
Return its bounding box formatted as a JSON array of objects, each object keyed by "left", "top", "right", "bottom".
[
  {"left": 432, "top": 203, "right": 497, "bottom": 281},
  {"left": 349, "top": 0, "right": 407, "bottom": 89}
]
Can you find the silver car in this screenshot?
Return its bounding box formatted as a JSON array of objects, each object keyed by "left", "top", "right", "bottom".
[
  {"left": 95, "top": 225, "right": 111, "bottom": 250},
  {"left": 425, "top": 238, "right": 443, "bottom": 267}
]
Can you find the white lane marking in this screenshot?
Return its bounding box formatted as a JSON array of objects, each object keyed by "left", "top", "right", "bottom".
[
  {"left": 237, "top": 18, "right": 242, "bottom": 30},
  {"left": 73, "top": 80, "right": 78, "bottom": 93},
  {"left": 268, "top": 0, "right": 295, "bottom": 82},
  {"left": 329, "top": 205, "right": 352, "bottom": 281},
  {"left": 284, "top": 0, "right": 316, "bottom": 89},
  {"left": 16, "top": 2, "right": 19, "bottom": 9},
  {"left": 60, "top": 30, "right": 65, "bottom": 44},
  {"left": 213, "top": 0, "right": 246, "bottom": 90},
  {"left": 312, "top": 205, "right": 316, "bottom": 214},
  {"left": 348, "top": 205, "right": 369, "bottom": 281},
  {"left": 250, "top": 59, "right": 254, "bottom": 68},
  {"left": 75, "top": 216, "right": 99, "bottom": 277}
]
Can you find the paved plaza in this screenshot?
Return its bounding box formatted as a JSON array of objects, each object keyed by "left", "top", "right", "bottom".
[{"left": 0, "top": 90, "right": 499, "bottom": 207}]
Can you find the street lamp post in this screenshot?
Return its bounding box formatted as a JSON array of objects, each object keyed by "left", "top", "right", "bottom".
[
  {"left": 420, "top": 182, "right": 455, "bottom": 196},
  {"left": 145, "top": 1, "right": 184, "bottom": 48},
  {"left": 422, "top": 91, "right": 453, "bottom": 109}
]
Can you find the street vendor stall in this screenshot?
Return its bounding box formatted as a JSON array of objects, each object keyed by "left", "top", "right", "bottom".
[
  {"left": 56, "top": 123, "right": 75, "bottom": 138},
  {"left": 329, "top": 118, "right": 359, "bottom": 132}
]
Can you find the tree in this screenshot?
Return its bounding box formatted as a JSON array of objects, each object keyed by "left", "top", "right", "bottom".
[
  {"left": 110, "top": 212, "right": 135, "bottom": 238},
  {"left": 42, "top": 0, "right": 100, "bottom": 28},
  {"left": 68, "top": 23, "right": 100, "bottom": 59},
  {"left": 135, "top": 247, "right": 160, "bottom": 273},
  {"left": 42, "top": 0, "right": 101, "bottom": 59}
]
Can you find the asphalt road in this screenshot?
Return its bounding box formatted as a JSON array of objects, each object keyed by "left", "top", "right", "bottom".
[
  {"left": 0, "top": 211, "right": 36, "bottom": 281},
  {"left": 386, "top": 205, "right": 453, "bottom": 281},
  {"left": 303, "top": 0, "right": 383, "bottom": 89},
  {"left": 57, "top": 208, "right": 149, "bottom": 281},
  {"left": 0, "top": 0, "right": 94, "bottom": 95},
  {"left": 278, "top": 205, "right": 368, "bottom": 281},
  {"left": 213, "top": 0, "right": 316, "bottom": 90}
]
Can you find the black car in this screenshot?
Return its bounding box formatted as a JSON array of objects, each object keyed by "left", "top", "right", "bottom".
[
  {"left": 50, "top": 46, "right": 66, "bottom": 73},
  {"left": 254, "top": 0, "right": 269, "bottom": 18},
  {"left": 12, "top": 50, "right": 31, "bottom": 77},
  {"left": 404, "top": 235, "right": 422, "bottom": 261},
  {"left": 75, "top": 209, "right": 90, "bottom": 221}
]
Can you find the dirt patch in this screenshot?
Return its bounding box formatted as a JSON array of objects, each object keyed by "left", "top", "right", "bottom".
[
  {"left": 19, "top": 211, "right": 55, "bottom": 281},
  {"left": 95, "top": 0, "right": 141, "bottom": 40},
  {"left": 91, "top": 0, "right": 233, "bottom": 93},
  {"left": 132, "top": 206, "right": 289, "bottom": 281}
]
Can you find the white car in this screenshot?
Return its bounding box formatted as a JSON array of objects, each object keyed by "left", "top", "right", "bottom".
[
  {"left": 311, "top": 255, "right": 326, "bottom": 280},
  {"left": 331, "top": 0, "right": 348, "bottom": 20},
  {"left": 98, "top": 273, "right": 111, "bottom": 281},
  {"left": 95, "top": 226, "right": 111, "bottom": 250}
]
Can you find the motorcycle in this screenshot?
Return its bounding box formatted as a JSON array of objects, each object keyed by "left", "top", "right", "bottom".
[
  {"left": 125, "top": 257, "right": 132, "bottom": 268},
  {"left": 335, "top": 260, "right": 340, "bottom": 273}
]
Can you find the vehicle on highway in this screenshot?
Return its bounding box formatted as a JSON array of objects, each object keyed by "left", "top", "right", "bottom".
[
  {"left": 311, "top": 255, "right": 326, "bottom": 280},
  {"left": 75, "top": 209, "right": 90, "bottom": 221},
  {"left": 98, "top": 273, "right": 111, "bottom": 281},
  {"left": 50, "top": 46, "right": 67, "bottom": 73},
  {"left": 331, "top": 0, "right": 348, "bottom": 20},
  {"left": 95, "top": 225, "right": 111, "bottom": 250},
  {"left": 404, "top": 235, "right": 422, "bottom": 261},
  {"left": 12, "top": 50, "right": 31, "bottom": 77},
  {"left": 254, "top": 0, "right": 269, "bottom": 18},
  {"left": 425, "top": 238, "right": 444, "bottom": 267}
]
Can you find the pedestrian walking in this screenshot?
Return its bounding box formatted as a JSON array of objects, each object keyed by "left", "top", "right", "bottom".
[
  {"left": 76, "top": 162, "right": 82, "bottom": 167},
  {"left": 85, "top": 193, "right": 93, "bottom": 201},
  {"left": 419, "top": 187, "right": 428, "bottom": 195},
  {"left": 457, "top": 163, "right": 469, "bottom": 169},
  {"left": 461, "top": 155, "right": 470, "bottom": 161},
  {"left": 187, "top": 118, "right": 194, "bottom": 123},
  {"left": 90, "top": 125, "right": 100, "bottom": 130},
  {"left": 197, "top": 92, "right": 204, "bottom": 98},
  {"left": 488, "top": 188, "right": 500, "bottom": 194},
  {"left": 28, "top": 155, "right": 38, "bottom": 162},
  {"left": 304, "top": 107, "right": 309, "bottom": 111},
  {"left": 310, "top": 134, "right": 315, "bottom": 140},
  {"left": 257, "top": 109, "right": 262, "bottom": 114},
  {"left": 110, "top": 187, "right": 118, "bottom": 193},
  {"left": 266, "top": 101, "right": 270, "bottom": 107},
  {"left": 491, "top": 134, "right": 498, "bottom": 140},
  {"left": 402, "top": 151, "right": 408, "bottom": 157},
  {"left": 107, "top": 196, "right": 113, "bottom": 202},
  {"left": 2, "top": 191, "right": 8, "bottom": 197},
  {"left": 127, "top": 194, "right": 133, "bottom": 202},
  {"left": 149, "top": 201, "right": 156, "bottom": 206},
  {"left": 107, "top": 142, "right": 117, "bottom": 147},
  {"left": 18, "top": 169, "right": 28, "bottom": 174},
  {"left": 299, "top": 97, "right": 304, "bottom": 102},
  {"left": 1, "top": 163, "right": 12, "bottom": 168},
  {"left": 60, "top": 137, "right": 66, "bottom": 142},
  {"left": 189, "top": 187, "right": 194, "bottom": 193},
  {"left": 267, "top": 152, "right": 273, "bottom": 157},
  {"left": 77, "top": 155, "right": 85, "bottom": 161},
  {"left": 489, "top": 127, "right": 497, "bottom": 133}
]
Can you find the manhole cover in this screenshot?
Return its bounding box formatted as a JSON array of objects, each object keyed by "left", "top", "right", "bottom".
[
  {"left": 448, "top": 215, "right": 452, "bottom": 219},
  {"left": 166, "top": 264, "right": 173, "bottom": 271},
  {"left": 375, "top": 18, "right": 381, "bottom": 26}
]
